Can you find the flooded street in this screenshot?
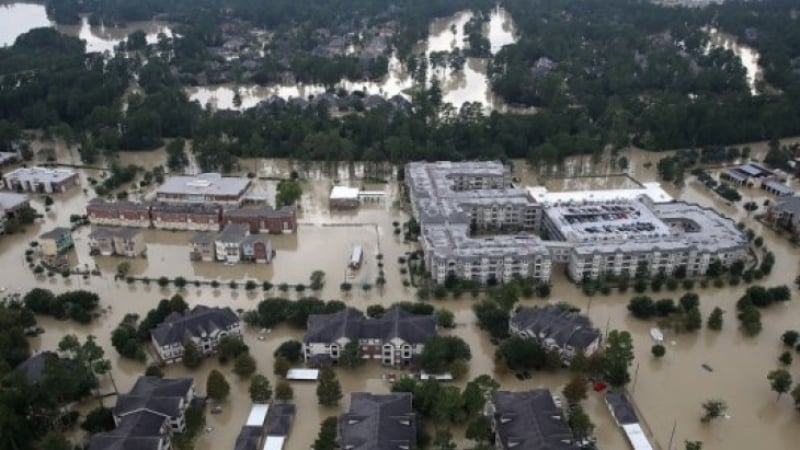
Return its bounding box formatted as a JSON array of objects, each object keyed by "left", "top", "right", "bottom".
[
  {"left": 1, "top": 140, "right": 798, "bottom": 449},
  {"left": 705, "top": 27, "right": 763, "bottom": 95}
]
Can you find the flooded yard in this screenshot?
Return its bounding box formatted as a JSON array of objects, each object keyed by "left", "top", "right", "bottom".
[{"left": 5, "top": 142, "right": 800, "bottom": 449}]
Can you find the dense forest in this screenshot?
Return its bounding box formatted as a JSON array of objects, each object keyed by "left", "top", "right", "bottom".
[{"left": 0, "top": 0, "right": 795, "bottom": 170}]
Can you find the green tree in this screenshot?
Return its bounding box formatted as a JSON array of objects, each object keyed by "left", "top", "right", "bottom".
[
  {"left": 436, "top": 308, "right": 455, "bottom": 328},
  {"left": 233, "top": 353, "right": 257, "bottom": 378},
  {"left": 419, "top": 335, "right": 471, "bottom": 373},
  {"left": 685, "top": 307, "right": 703, "bottom": 332},
  {"left": 779, "top": 351, "right": 793, "bottom": 366},
  {"left": 700, "top": 399, "right": 728, "bottom": 423},
  {"left": 182, "top": 340, "right": 203, "bottom": 369},
  {"left": 781, "top": 330, "right": 799, "bottom": 347},
  {"left": 316, "top": 366, "right": 342, "bottom": 406},
  {"left": 218, "top": 335, "right": 249, "bottom": 363},
  {"left": 568, "top": 405, "right": 595, "bottom": 440},
  {"left": 276, "top": 180, "right": 303, "bottom": 207},
  {"left": 707, "top": 307, "right": 724, "bottom": 331},
  {"left": 249, "top": 374, "right": 272, "bottom": 403},
  {"left": 339, "top": 341, "right": 365, "bottom": 369},
  {"left": 310, "top": 270, "right": 326, "bottom": 290},
  {"left": 563, "top": 374, "right": 588, "bottom": 405},
  {"left": 462, "top": 375, "right": 500, "bottom": 417},
  {"left": 81, "top": 407, "right": 115, "bottom": 433},
  {"left": 274, "top": 355, "right": 291, "bottom": 378},
  {"left": 685, "top": 441, "right": 703, "bottom": 450},
  {"left": 791, "top": 384, "right": 800, "bottom": 411},
  {"left": 206, "top": 369, "right": 230, "bottom": 402},
  {"left": 312, "top": 417, "right": 338, "bottom": 450},
  {"left": 767, "top": 369, "right": 792, "bottom": 400},
  {"left": 603, "top": 330, "right": 634, "bottom": 387},
  {"left": 652, "top": 344, "right": 666, "bottom": 358},
  {"left": 465, "top": 416, "right": 492, "bottom": 444},
  {"left": 275, "top": 380, "right": 294, "bottom": 402},
  {"left": 274, "top": 340, "right": 303, "bottom": 362}
]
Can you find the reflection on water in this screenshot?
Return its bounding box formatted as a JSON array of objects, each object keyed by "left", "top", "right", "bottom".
[
  {"left": 0, "top": 2, "right": 171, "bottom": 53},
  {"left": 187, "top": 7, "right": 519, "bottom": 111},
  {"left": 705, "top": 27, "right": 763, "bottom": 95}
]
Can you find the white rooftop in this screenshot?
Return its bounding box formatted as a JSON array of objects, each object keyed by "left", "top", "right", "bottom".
[
  {"left": 157, "top": 173, "right": 250, "bottom": 198},
  {"left": 4, "top": 166, "right": 77, "bottom": 183},
  {"left": 330, "top": 186, "right": 360, "bottom": 200},
  {"left": 245, "top": 404, "right": 270, "bottom": 427},
  {"left": 0, "top": 192, "right": 28, "bottom": 210},
  {"left": 527, "top": 182, "right": 673, "bottom": 204},
  {"left": 286, "top": 368, "right": 319, "bottom": 380},
  {"left": 262, "top": 436, "right": 286, "bottom": 450},
  {"left": 621, "top": 424, "right": 655, "bottom": 450}
]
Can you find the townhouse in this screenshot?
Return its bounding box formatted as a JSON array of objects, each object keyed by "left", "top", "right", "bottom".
[
  {"left": 88, "top": 226, "right": 145, "bottom": 257},
  {"left": 150, "top": 305, "right": 241, "bottom": 364},
  {"left": 339, "top": 393, "right": 416, "bottom": 450},
  {"left": 509, "top": 305, "right": 601, "bottom": 363},
  {"left": 486, "top": 390, "right": 576, "bottom": 450}
]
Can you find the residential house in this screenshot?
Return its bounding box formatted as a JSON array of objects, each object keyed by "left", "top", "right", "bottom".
[
  {"left": 509, "top": 305, "right": 601, "bottom": 363},
  {"left": 113, "top": 376, "right": 195, "bottom": 433},
  {"left": 151, "top": 202, "right": 221, "bottom": 231},
  {"left": 339, "top": 393, "right": 415, "bottom": 450},
  {"left": 88, "top": 410, "right": 171, "bottom": 450},
  {"left": 86, "top": 199, "right": 151, "bottom": 227},
  {"left": 242, "top": 234, "right": 273, "bottom": 264},
  {"left": 0, "top": 192, "right": 29, "bottom": 233},
  {"left": 189, "top": 232, "right": 216, "bottom": 262},
  {"left": 39, "top": 227, "right": 73, "bottom": 257},
  {"left": 486, "top": 390, "right": 576, "bottom": 450},
  {"left": 215, "top": 223, "right": 250, "bottom": 263},
  {"left": 302, "top": 307, "right": 436, "bottom": 366},
  {"left": 89, "top": 227, "right": 145, "bottom": 257},
  {"left": 151, "top": 305, "right": 241, "bottom": 364},
  {"left": 3, "top": 167, "right": 79, "bottom": 193},
  {"left": 766, "top": 196, "right": 800, "bottom": 237},
  {"left": 15, "top": 351, "right": 79, "bottom": 385},
  {"left": 222, "top": 205, "right": 298, "bottom": 233}
]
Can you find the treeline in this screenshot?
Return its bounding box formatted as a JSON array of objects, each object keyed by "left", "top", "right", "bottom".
[{"left": 22, "top": 288, "right": 100, "bottom": 324}]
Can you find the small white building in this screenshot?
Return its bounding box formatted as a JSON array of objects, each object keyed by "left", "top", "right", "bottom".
[{"left": 329, "top": 186, "right": 360, "bottom": 209}]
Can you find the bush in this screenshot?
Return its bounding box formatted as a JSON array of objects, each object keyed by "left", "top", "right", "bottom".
[
  {"left": 157, "top": 276, "right": 170, "bottom": 287},
  {"left": 651, "top": 344, "right": 666, "bottom": 358}
]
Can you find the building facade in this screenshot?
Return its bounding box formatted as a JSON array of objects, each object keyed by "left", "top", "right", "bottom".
[
  {"left": 302, "top": 307, "right": 436, "bottom": 367},
  {"left": 222, "top": 206, "right": 297, "bottom": 233},
  {"left": 86, "top": 199, "right": 151, "bottom": 227},
  {"left": 151, "top": 202, "right": 221, "bottom": 231},
  {"left": 113, "top": 376, "right": 196, "bottom": 433},
  {"left": 39, "top": 227, "right": 73, "bottom": 256},
  {"left": 89, "top": 227, "right": 145, "bottom": 257},
  {"left": 3, "top": 167, "right": 79, "bottom": 193},
  {"left": 151, "top": 305, "right": 242, "bottom": 364}
]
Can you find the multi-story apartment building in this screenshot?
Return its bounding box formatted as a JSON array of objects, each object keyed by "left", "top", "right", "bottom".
[
  {"left": 112, "top": 376, "right": 195, "bottom": 432},
  {"left": 86, "top": 199, "right": 151, "bottom": 227},
  {"left": 151, "top": 202, "right": 221, "bottom": 231},
  {"left": 150, "top": 305, "right": 241, "bottom": 364},
  {"left": 510, "top": 306, "right": 601, "bottom": 364},
  {"left": 3, "top": 167, "right": 79, "bottom": 193},
  {"left": 302, "top": 307, "right": 436, "bottom": 366},
  {"left": 339, "top": 393, "right": 416, "bottom": 450},
  {"left": 88, "top": 226, "right": 146, "bottom": 257},
  {"left": 486, "top": 390, "right": 576, "bottom": 450},
  {"left": 222, "top": 205, "right": 297, "bottom": 234},
  {"left": 406, "top": 161, "right": 551, "bottom": 285}
]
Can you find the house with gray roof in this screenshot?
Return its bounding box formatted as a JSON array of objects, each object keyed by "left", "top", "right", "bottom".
[
  {"left": 89, "top": 226, "right": 145, "bottom": 257},
  {"left": 88, "top": 410, "right": 171, "bottom": 450},
  {"left": 151, "top": 305, "right": 241, "bottom": 364},
  {"left": 510, "top": 305, "right": 601, "bottom": 364},
  {"left": 486, "top": 390, "right": 576, "bottom": 450},
  {"left": 339, "top": 392, "right": 415, "bottom": 450},
  {"left": 113, "top": 376, "right": 195, "bottom": 433},
  {"left": 190, "top": 231, "right": 216, "bottom": 262},
  {"left": 303, "top": 307, "right": 436, "bottom": 366},
  {"left": 15, "top": 351, "right": 80, "bottom": 384},
  {"left": 767, "top": 196, "right": 800, "bottom": 237}
]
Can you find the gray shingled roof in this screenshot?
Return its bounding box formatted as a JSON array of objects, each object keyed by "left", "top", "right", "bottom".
[
  {"left": 773, "top": 196, "right": 800, "bottom": 215},
  {"left": 40, "top": 227, "right": 71, "bottom": 240},
  {"left": 605, "top": 390, "right": 639, "bottom": 426},
  {"left": 339, "top": 393, "right": 415, "bottom": 450},
  {"left": 511, "top": 305, "right": 599, "bottom": 350},
  {"left": 234, "top": 426, "right": 262, "bottom": 450},
  {"left": 15, "top": 351, "right": 78, "bottom": 384},
  {"left": 113, "top": 376, "right": 193, "bottom": 419},
  {"left": 89, "top": 410, "right": 167, "bottom": 450},
  {"left": 224, "top": 205, "right": 295, "bottom": 218},
  {"left": 491, "top": 390, "right": 575, "bottom": 450},
  {"left": 304, "top": 307, "right": 436, "bottom": 345},
  {"left": 150, "top": 305, "right": 239, "bottom": 347},
  {"left": 217, "top": 223, "right": 249, "bottom": 242},
  {"left": 190, "top": 231, "right": 216, "bottom": 244}
]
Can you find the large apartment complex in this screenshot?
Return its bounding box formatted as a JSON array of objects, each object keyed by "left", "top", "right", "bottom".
[{"left": 406, "top": 161, "right": 748, "bottom": 284}]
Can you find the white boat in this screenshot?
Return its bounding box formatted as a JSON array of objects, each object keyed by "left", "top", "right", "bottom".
[{"left": 650, "top": 327, "right": 664, "bottom": 342}]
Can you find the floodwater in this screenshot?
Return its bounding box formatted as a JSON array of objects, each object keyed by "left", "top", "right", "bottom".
[
  {"left": 5, "top": 139, "right": 800, "bottom": 449},
  {"left": 705, "top": 27, "right": 763, "bottom": 95},
  {"left": 0, "top": 2, "right": 172, "bottom": 52},
  {"left": 186, "top": 7, "right": 520, "bottom": 112}
]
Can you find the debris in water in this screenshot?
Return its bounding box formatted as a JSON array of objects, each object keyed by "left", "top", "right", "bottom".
[{"left": 702, "top": 363, "right": 713, "bottom": 372}]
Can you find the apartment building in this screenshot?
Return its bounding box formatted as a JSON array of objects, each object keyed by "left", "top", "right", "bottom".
[
  {"left": 151, "top": 305, "right": 241, "bottom": 364},
  {"left": 156, "top": 173, "right": 251, "bottom": 205},
  {"left": 222, "top": 205, "right": 297, "bottom": 233},
  {"left": 86, "top": 199, "right": 151, "bottom": 227},
  {"left": 510, "top": 306, "right": 601, "bottom": 363},
  {"left": 88, "top": 227, "right": 145, "bottom": 257},
  {"left": 3, "top": 167, "right": 79, "bottom": 193},
  {"left": 112, "top": 376, "right": 196, "bottom": 433},
  {"left": 339, "top": 393, "right": 416, "bottom": 450},
  {"left": 486, "top": 390, "right": 576, "bottom": 450}
]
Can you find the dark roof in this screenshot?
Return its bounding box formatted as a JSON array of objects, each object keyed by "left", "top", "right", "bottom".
[
  {"left": 115, "top": 227, "right": 141, "bottom": 239},
  {"left": 190, "top": 231, "right": 216, "bottom": 244},
  {"left": 339, "top": 393, "right": 415, "bottom": 450},
  {"left": 224, "top": 205, "right": 295, "bottom": 219},
  {"left": 265, "top": 403, "right": 296, "bottom": 436},
  {"left": 217, "top": 223, "right": 249, "bottom": 242},
  {"left": 774, "top": 196, "right": 800, "bottom": 215},
  {"left": 150, "top": 305, "right": 240, "bottom": 347},
  {"left": 304, "top": 307, "right": 436, "bottom": 345},
  {"left": 88, "top": 410, "right": 167, "bottom": 450},
  {"left": 113, "top": 376, "right": 193, "bottom": 419},
  {"left": 243, "top": 234, "right": 270, "bottom": 246},
  {"left": 605, "top": 390, "right": 639, "bottom": 426},
  {"left": 151, "top": 202, "right": 220, "bottom": 215},
  {"left": 15, "top": 351, "right": 78, "bottom": 384},
  {"left": 40, "top": 227, "right": 71, "bottom": 240},
  {"left": 90, "top": 227, "right": 141, "bottom": 240},
  {"left": 88, "top": 199, "right": 150, "bottom": 212},
  {"left": 234, "top": 426, "right": 262, "bottom": 450},
  {"left": 491, "top": 390, "right": 575, "bottom": 450},
  {"left": 511, "top": 306, "right": 600, "bottom": 350}
]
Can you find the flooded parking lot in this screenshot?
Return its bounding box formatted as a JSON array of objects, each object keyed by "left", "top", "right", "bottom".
[{"left": 3, "top": 141, "right": 800, "bottom": 449}]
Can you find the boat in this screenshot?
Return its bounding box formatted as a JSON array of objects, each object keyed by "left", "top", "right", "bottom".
[
  {"left": 650, "top": 327, "right": 664, "bottom": 342},
  {"left": 702, "top": 363, "right": 714, "bottom": 372}
]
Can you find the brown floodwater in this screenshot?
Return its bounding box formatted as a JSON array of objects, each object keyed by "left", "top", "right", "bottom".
[{"left": 5, "top": 140, "right": 800, "bottom": 449}]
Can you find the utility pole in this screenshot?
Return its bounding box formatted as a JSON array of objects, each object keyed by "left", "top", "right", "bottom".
[
  {"left": 631, "top": 362, "right": 640, "bottom": 394},
  {"left": 667, "top": 420, "right": 677, "bottom": 449}
]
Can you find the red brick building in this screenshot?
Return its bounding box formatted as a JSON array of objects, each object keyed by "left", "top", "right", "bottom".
[
  {"left": 222, "top": 206, "right": 297, "bottom": 234},
  {"left": 151, "top": 203, "right": 221, "bottom": 231},
  {"left": 86, "top": 199, "right": 151, "bottom": 227}
]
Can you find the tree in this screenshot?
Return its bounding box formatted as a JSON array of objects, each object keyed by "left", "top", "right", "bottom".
[
  {"left": 274, "top": 355, "right": 291, "bottom": 378},
  {"left": 419, "top": 335, "right": 471, "bottom": 373},
  {"left": 316, "top": 366, "right": 342, "bottom": 406},
  {"left": 206, "top": 369, "right": 230, "bottom": 402},
  {"left": 339, "top": 341, "right": 365, "bottom": 369},
  {"left": 39, "top": 431, "right": 70, "bottom": 450},
  {"left": 782, "top": 330, "right": 799, "bottom": 347},
  {"left": 652, "top": 344, "right": 666, "bottom": 358},
  {"left": 274, "top": 340, "right": 303, "bottom": 363},
  {"left": 707, "top": 307, "right": 724, "bottom": 330},
  {"left": 779, "top": 351, "right": 793, "bottom": 366},
  {"left": 701, "top": 399, "right": 728, "bottom": 423},
  {"left": 767, "top": 369, "right": 792, "bottom": 400},
  {"left": 436, "top": 309, "right": 455, "bottom": 328},
  {"left": 792, "top": 384, "right": 800, "bottom": 411},
  {"left": 313, "top": 417, "right": 338, "bottom": 450},
  {"left": 81, "top": 407, "right": 115, "bottom": 433},
  {"left": 685, "top": 441, "right": 703, "bottom": 450},
  {"left": 462, "top": 375, "right": 500, "bottom": 417},
  {"left": 562, "top": 374, "right": 588, "bottom": 405},
  {"left": 568, "top": 405, "right": 595, "bottom": 440},
  {"left": 249, "top": 374, "right": 272, "bottom": 403},
  {"left": 233, "top": 353, "right": 257, "bottom": 378},
  {"left": 465, "top": 416, "right": 492, "bottom": 444},
  {"left": 276, "top": 180, "right": 303, "bottom": 207},
  {"left": 603, "top": 330, "right": 634, "bottom": 387},
  {"left": 182, "top": 340, "right": 203, "bottom": 369},
  {"left": 145, "top": 365, "right": 164, "bottom": 378},
  {"left": 169, "top": 294, "right": 189, "bottom": 313},
  {"left": 627, "top": 296, "right": 656, "bottom": 319},
  {"left": 218, "top": 335, "right": 249, "bottom": 363},
  {"left": 685, "top": 308, "right": 702, "bottom": 332},
  {"left": 496, "top": 336, "right": 547, "bottom": 370},
  {"left": 310, "top": 270, "right": 326, "bottom": 290},
  {"left": 275, "top": 380, "right": 294, "bottom": 402}
]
